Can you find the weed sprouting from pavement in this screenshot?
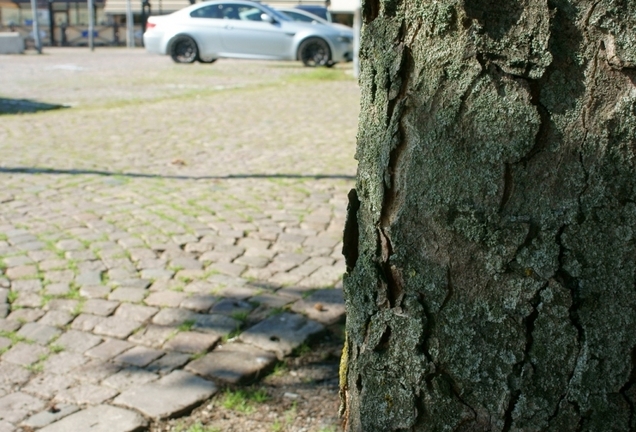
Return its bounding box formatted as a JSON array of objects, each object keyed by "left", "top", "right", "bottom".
[
  {"left": 172, "top": 421, "right": 221, "bottom": 432},
  {"left": 221, "top": 388, "right": 270, "bottom": 413},
  {"left": 178, "top": 319, "right": 196, "bottom": 332}
]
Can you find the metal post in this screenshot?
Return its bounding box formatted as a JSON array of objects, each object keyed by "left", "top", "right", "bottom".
[
  {"left": 87, "top": 0, "right": 94, "bottom": 50},
  {"left": 125, "top": 0, "right": 134, "bottom": 47},
  {"left": 30, "top": 0, "right": 42, "bottom": 53},
  {"left": 141, "top": 0, "right": 151, "bottom": 41},
  {"left": 353, "top": 3, "right": 361, "bottom": 79},
  {"left": 48, "top": 0, "right": 55, "bottom": 46}
]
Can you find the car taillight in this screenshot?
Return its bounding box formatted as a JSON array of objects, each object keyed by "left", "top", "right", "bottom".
[{"left": 146, "top": 22, "right": 156, "bottom": 30}]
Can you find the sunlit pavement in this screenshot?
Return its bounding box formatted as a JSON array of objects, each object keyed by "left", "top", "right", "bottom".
[{"left": 0, "top": 48, "right": 358, "bottom": 431}]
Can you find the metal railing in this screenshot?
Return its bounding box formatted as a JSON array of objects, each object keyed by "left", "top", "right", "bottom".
[{"left": 0, "top": 24, "right": 143, "bottom": 47}]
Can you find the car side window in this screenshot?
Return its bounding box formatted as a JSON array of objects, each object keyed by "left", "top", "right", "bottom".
[
  {"left": 190, "top": 5, "right": 223, "bottom": 18},
  {"left": 285, "top": 11, "right": 315, "bottom": 22},
  {"left": 237, "top": 6, "right": 264, "bottom": 21},
  {"left": 218, "top": 4, "right": 264, "bottom": 21}
]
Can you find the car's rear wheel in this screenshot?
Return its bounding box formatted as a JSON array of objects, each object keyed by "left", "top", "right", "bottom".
[
  {"left": 298, "top": 38, "right": 331, "bottom": 67},
  {"left": 170, "top": 36, "right": 198, "bottom": 64}
]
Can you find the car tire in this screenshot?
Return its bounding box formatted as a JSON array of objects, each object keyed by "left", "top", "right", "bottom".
[
  {"left": 298, "top": 37, "right": 331, "bottom": 67},
  {"left": 170, "top": 36, "right": 198, "bottom": 64}
]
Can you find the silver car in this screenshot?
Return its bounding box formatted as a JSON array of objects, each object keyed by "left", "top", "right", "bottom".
[{"left": 143, "top": 0, "right": 353, "bottom": 67}]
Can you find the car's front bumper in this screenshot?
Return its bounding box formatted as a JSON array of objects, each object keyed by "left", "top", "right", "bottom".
[{"left": 330, "top": 38, "right": 353, "bottom": 63}]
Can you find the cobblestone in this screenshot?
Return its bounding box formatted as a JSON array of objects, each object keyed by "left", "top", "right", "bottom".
[
  {"left": 0, "top": 49, "right": 355, "bottom": 430},
  {"left": 82, "top": 299, "right": 119, "bottom": 316},
  {"left": 21, "top": 404, "right": 79, "bottom": 429},
  {"left": 163, "top": 331, "right": 219, "bottom": 354},
  {"left": 239, "top": 313, "right": 325, "bottom": 359},
  {"left": 2, "top": 343, "right": 48, "bottom": 366},
  {"left": 186, "top": 342, "right": 277, "bottom": 384},
  {"left": 114, "top": 346, "right": 164, "bottom": 367},
  {"left": 42, "top": 352, "right": 89, "bottom": 375},
  {"left": 102, "top": 367, "right": 159, "bottom": 391},
  {"left": 38, "top": 405, "right": 147, "bottom": 432},
  {"left": 113, "top": 370, "right": 217, "bottom": 420},
  {"left": 21, "top": 374, "right": 73, "bottom": 399},
  {"left": 92, "top": 317, "right": 140, "bottom": 339},
  {"left": 85, "top": 339, "right": 134, "bottom": 360},
  {"left": 55, "top": 384, "right": 118, "bottom": 405},
  {"left": 0, "top": 392, "right": 46, "bottom": 424}
]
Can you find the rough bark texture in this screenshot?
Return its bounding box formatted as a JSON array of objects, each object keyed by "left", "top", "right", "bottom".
[{"left": 341, "top": 0, "right": 636, "bottom": 430}]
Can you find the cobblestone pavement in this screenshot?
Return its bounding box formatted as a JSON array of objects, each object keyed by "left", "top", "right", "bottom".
[{"left": 0, "top": 48, "right": 358, "bottom": 431}]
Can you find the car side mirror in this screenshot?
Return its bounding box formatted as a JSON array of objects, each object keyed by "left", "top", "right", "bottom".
[{"left": 261, "top": 13, "right": 275, "bottom": 23}]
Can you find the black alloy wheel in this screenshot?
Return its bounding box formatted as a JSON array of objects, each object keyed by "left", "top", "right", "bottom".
[
  {"left": 170, "top": 36, "right": 198, "bottom": 64},
  {"left": 298, "top": 37, "right": 331, "bottom": 67}
]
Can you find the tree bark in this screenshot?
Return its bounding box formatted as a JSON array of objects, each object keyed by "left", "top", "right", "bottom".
[{"left": 341, "top": 0, "right": 636, "bottom": 430}]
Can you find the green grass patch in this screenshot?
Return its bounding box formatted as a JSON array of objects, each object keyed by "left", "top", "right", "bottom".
[
  {"left": 292, "top": 342, "right": 312, "bottom": 357},
  {"left": 7, "top": 290, "right": 18, "bottom": 304},
  {"left": 270, "top": 361, "right": 287, "bottom": 377},
  {"left": 0, "top": 330, "right": 31, "bottom": 345},
  {"left": 230, "top": 311, "right": 249, "bottom": 323},
  {"left": 221, "top": 388, "right": 270, "bottom": 414},
  {"left": 268, "top": 307, "right": 285, "bottom": 317},
  {"left": 177, "top": 319, "right": 196, "bottom": 332},
  {"left": 25, "top": 362, "right": 44, "bottom": 373},
  {"left": 173, "top": 421, "right": 221, "bottom": 432},
  {"left": 271, "top": 401, "right": 298, "bottom": 431},
  {"left": 49, "top": 344, "right": 64, "bottom": 354},
  {"left": 220, "top": 327, "right": 242, "bottom": 343},
  {"left": 189, "top": 351, "right": 207, "bottom": 361}
]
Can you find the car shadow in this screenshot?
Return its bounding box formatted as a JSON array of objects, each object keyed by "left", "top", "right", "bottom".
[{"left": 0, "top": 98, "right": 68, "bottom": 115}]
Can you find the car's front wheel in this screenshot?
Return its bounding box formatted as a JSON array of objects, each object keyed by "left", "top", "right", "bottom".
[
  {"left": 298, "top": 38, "right": 331, "bottom": 67},
  {"left": 170, "top": 36, "right": 198, "bottom": 64}
]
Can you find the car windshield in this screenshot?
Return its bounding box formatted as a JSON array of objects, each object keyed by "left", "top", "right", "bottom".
[{"left": 257, "top": 3, "right": 292, "bottom": 22}]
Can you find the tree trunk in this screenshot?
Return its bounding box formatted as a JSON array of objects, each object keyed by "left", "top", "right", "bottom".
[{"left": 341, "top": 0, "right": 636, "bottom": 430}]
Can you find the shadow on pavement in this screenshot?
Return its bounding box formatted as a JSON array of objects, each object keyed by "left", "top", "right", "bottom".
[
  {"left": 0, "top": 98, "right": 68, "bottom": 115},
  {"left": 0, "top": 167, "right": 355, "bottom": 181}
]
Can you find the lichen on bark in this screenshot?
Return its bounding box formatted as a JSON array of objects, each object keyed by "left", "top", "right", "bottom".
[{"left": 342, "top": 0, "right": 636, "bottom": 430}]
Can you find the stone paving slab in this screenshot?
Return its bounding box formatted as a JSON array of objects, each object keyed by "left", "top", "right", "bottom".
[
  {"left": 113, "top": 370, "right": 217, "bottom": 419},
  {"left": 291, "top": 288, "right": 346, "bottom": 325},
  {"left": 186, "top": 342, "right": 277, "bottom": 384},
  {"left": 21, "top": 404, "right": 80, "bottom": 429},
  {"left": 38, "top": 405, "right": 147, "bottom": 432},
  {"left": 163, "top": 331, "right": 219, "bottom": 354},
  {"left": 0, "top": 391, "right": 46, "bottom": 424},
  {"left": 54, "top": 383, "right": 120, "bottom": 405},
  {"left": 0, "top": 49, "right": 355, "bottom": 430},
  {"left": 239, "top": 313, "right": 325, "bottom": 359}
]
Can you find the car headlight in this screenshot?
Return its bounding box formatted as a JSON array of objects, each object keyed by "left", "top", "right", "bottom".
[{"left": 338, "top": 35, "right": 353, "bottom": 44}]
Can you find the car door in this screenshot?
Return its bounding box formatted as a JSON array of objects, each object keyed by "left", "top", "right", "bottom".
[
  {"left": 218, "top": 4, "right": 293, "bottom": 58},
  {"left": 185, "top": 4, "right": 225, "bottom": 57}
]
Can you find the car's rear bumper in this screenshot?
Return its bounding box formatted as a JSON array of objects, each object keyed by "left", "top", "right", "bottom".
[{"left": 143, "top": 33, "right": 166, "bottom": 55}]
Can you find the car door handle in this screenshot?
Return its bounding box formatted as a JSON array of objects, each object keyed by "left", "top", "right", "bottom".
[{"left": 224, "top": 25, "right": 233, "bottom": 29}]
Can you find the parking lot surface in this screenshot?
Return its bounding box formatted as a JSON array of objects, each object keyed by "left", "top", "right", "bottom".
[{"left": 0, "top": 48, "right": 358, "bottom": 431}]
